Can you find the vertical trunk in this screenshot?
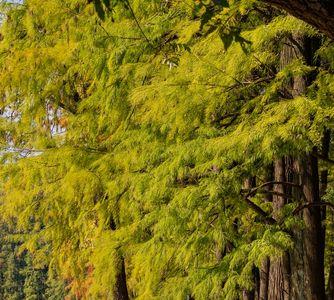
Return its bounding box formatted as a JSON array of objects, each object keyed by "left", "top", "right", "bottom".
[
  {"left": 259, "top": 165, "right": 273, "bottom": 300},
  {"left": 268, "top": 33, "right": 325, "bottom": 300},
  {"left": 110, "top": 217, "right": 130, "bottom": 300},
  {"left": 289, "top": 157, "right": 307, "bottom": 300},
  {"left": 289, "top": 157, "right": 306, "bottom": 300},
  {"left": 272, "top": 159, "right": 286, "bottom": 219},
  {"left": 113, "top": 257, "right": 130, "bottom": 300},
  {"left": 291, "top": 34, "right": 325, "bottom": 300},
  {"left": 243, "top": 290, "right": 255, "bottom": 300},
  {"left": 296, "top": 153, "right": 325, "bottom": 300},
  {"left": 267, "top": 255, "right": 290, "bottom": 300},
  {"left": 243, "top": 177, "right": 256, "bottom": 300},
  {"left": 268, "top": 159, "right": 290, "bottom": 300},
  {"left": 320, "top": 129, "right": 332, "bottom": 300},
  {"left": 259, "top": 258, "right": 270, "bottom": 300}
]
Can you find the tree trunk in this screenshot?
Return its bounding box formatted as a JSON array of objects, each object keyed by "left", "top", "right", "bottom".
[
  {"left": 268, "top": 159, "right": 290, "bottom": 300},
  {"left": 243, "top": 290, "right": 255, "bottom": 300},
  {"left": 319, "top": 130, "right": 334, "bottom": 300},
  {"left": 259, "top": 165, "right": 274, "bottom": 300},
  {"left": 267, "top": 32, "right": 326, "bottom": 299},
  {"left": 243, "top": 178, "right": 257, "bottom": 300},
  {"left": 110, "top": 217, "right": 130, "bottom": 300},
  {"left": 266, "top": 35, "right": 299, "bottom": 299},
  {"left": 290, "top": 34, "right": 325, "bottom": 300},
  {"left": 113, "top": 257, "right": 130, "bottom": 300},
  {"left": 262, "top": 0, "right": 334, "bottom": 40},
  {"left": 259, "top": 257, "right": 270, "bottom": 300},
  {"left": 295, "top": 153, "right": 326, "bottom": 300}
]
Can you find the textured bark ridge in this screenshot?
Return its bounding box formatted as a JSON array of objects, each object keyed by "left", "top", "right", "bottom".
[
  {"left": 297, "top": 154, "right": 325, "bottom": 300},
  {"left": 268, "top": 159, "right": 290, "bottom": 300},
  {"left": 262, "top": 0, "right": 334, "bottom": 39},
  {"left": 291, "top": 35, "right": 325, "bottom": 300}
]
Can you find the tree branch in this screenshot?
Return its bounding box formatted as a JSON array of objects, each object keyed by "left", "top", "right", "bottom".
[
  {"left": 124, "top": 0, "right": 152, "bottom": 45},
  {"left": 243, "top": 196, "right": 276, "bottom": 225},
  {"left": 242, "top": 181, "right": 301, "bottom": 198},
  {"left": 293, "top": 201, "right": 334, "bottom": 215},
  {"left": 313, "top": 152, "right": 334, "bottom": 165},
  {"left": 262, "top": 0, "right": 334, "bottom": 39}
]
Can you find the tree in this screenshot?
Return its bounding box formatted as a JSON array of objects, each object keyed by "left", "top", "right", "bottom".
[
  {"left": 45, "top": 269, "right": 67, "bottom": 300},
  {"left": 1, "top": 1, "right": 334, "bottom": 299},
  {"left": 3, "top": 252, "right": 24, "bottom": 300},
  {"left": 262, "top": 0, "right": 334, "bottom": 39},
  {"left": 23, "top": 255, "right": 47, "bottom": 300}
]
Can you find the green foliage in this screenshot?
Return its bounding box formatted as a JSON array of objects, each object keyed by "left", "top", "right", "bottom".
[
  {"left": 3, "top": 252, "right": 23, "bottom": 300},
  {"left": 23, "top": 254, "right": 47, "bottom": 300},
  {"left": 0, "top": 0, "right": 333, "bottom": 299},
  {"left": 45, "top": 269, "right": 67, "bottom": 300},
  {"left": 0, "top": 221, "right": 64, "bottom": 299}
]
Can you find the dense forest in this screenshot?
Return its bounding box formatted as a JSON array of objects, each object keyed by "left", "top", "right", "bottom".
[{"left": 1, "top": 0, "right": 334, "bottom": 299}]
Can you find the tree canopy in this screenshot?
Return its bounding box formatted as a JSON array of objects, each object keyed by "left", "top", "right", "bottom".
[{"left": 0, "top": 0, "right": 334, "bottom": 299}]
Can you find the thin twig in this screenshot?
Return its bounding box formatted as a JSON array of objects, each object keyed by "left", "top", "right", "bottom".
[
  {"left": 98, "top": 23, "right": 144, "bottom": 40},
  {"left": 124, "top": 0, "right": 152, "bottom": 45},
  {"left": 242, "top": 181, "right": 301, "bottom": 198}
]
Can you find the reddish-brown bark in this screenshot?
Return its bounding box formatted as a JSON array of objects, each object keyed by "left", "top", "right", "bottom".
[{"left": 262, "top": 0, "right": 334, "bottom": 39}]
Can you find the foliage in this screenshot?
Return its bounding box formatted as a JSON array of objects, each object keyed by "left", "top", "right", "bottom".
[{"left": 0, "top": 0, "right": 333, "bottom": 299}]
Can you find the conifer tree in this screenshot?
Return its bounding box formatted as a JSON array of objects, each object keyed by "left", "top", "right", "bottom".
[
  {"left": 0, "top": 0, "right": 334, "bottom": 299},
  {"left": 3, "top": 252, "right": 24, "bottom": 300},
  {"left": 45, "top": 272, "right": 66, "bottom": 300},
  {"left": 23, "top": 254, "right": 47, "bottom": 300}
]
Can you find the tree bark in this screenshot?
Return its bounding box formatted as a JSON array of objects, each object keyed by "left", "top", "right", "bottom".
[
  {"left": 259, "top": 257, "right": 270, "bottom": 300},
  {"left": 262, "top": 0, "right": 334, "bottom": 40},
  {"left": 259, "top": 165, "right": 274, "bottom": 300},
  {"left": 291, "top": 34, "right": 325, "bottom": 300},
  {"left": 268, "top": 159, "right": 290, "bottom": 300},
  {"left": 319, "top": 130, "right": 334, "bottom": 300},
  {"left": 295, "top": 153, "right": 326, "bottom": 300},
  {"left": 267, "top": 32, "right": 326, "bottom": 299},
  {"left": 243, "top": 290, "right": 255, "bottom": 300},
  {"left": 113, "top": 257, "right": 130, "bottom": 300},
  {"left": 243, "top": 178, "right": 257, "bottom": 300},
  {"left": 289, "top": 33, "right": 325, "bottom": 300},
  {"left": 109, "top": 217, "right": 130, "bottom": 300},
  {"left": 266, "top": 36, "right": 299, "bottom": 299}
]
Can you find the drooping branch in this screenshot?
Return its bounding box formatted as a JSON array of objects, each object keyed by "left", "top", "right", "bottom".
[
  {"left": 313, "top": 152, "right": 334, "bottom": 165},
  {"left": 242, "top": 181, "right": 301, "bottom": 198},
  {"left": 124, "top": 0, "right": 152, "bottom": 45},
  {"left": 256, "top": 190, "right": 299, "bottom": 201},
  {"left": 245, "top": 198, "right": 276, "bottom": 225},
  {"left": 262, "top": 0, "right": 334, "bottom": 39},
  {"left": 293, "top": 201, "right": 334, "bottom": 215},
  {"left": 242, "top": 195, "right": 276, "bottom": 225}
]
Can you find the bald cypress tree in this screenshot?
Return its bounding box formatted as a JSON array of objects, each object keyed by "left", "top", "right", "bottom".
[{"left": 0, "top": 0, "right": 334, "bottom": 299}]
